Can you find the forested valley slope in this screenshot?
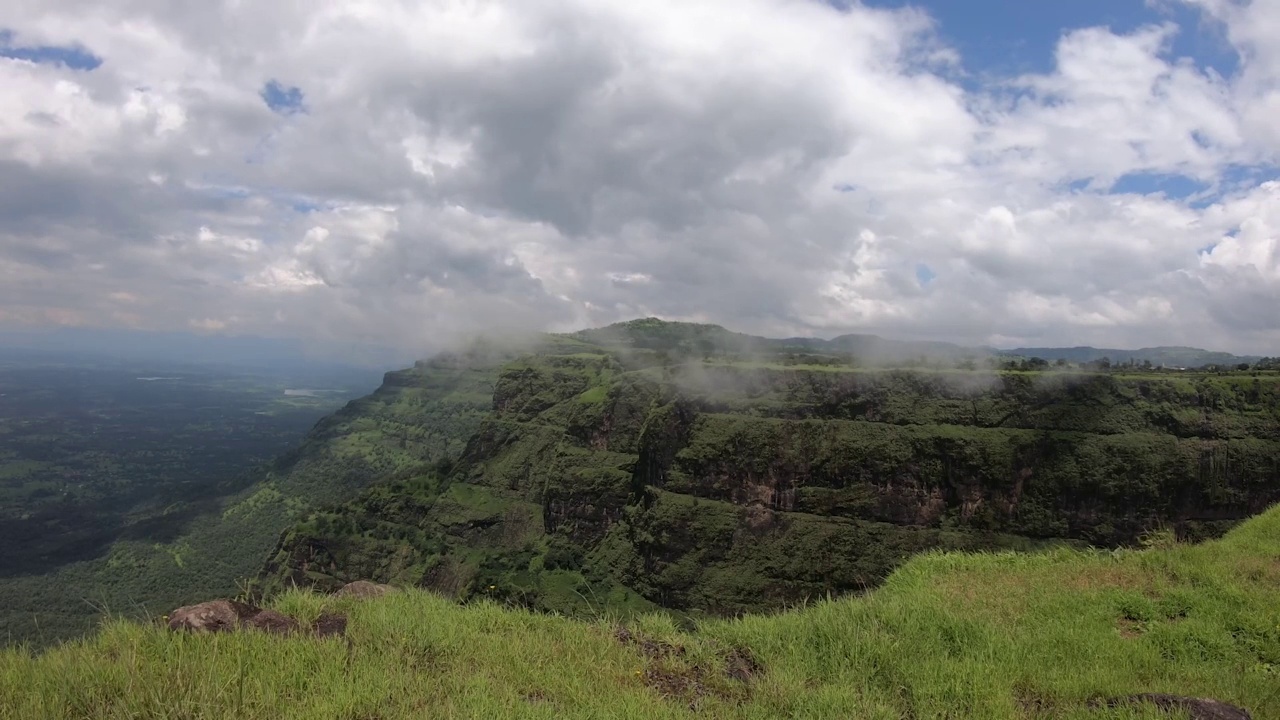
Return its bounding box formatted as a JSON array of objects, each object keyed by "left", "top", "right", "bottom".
[{"left": 0, "top": 358, "right": 378, "bottom": 647}]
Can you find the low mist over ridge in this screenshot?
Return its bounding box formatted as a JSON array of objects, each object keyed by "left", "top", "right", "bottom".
[
  {"left": 546, "top": 318, "right": 1266, "bottom": 370},
  {"left": 3, "top": 318, "right": 1269, "bottom": 371}
]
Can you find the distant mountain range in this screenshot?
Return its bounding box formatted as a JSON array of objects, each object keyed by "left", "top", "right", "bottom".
[
  {"left": 1001, "top": 346, "right": 1262, "bottom": 368},
  {"left": 569, "top": 318, "right": 1265, "bottom": 368}
]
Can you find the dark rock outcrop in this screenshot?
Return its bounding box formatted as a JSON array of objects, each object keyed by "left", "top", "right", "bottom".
[
  {"left": 167, "top": 599, "right": 342, "bottom": 638},
  {"left": 1108, "top": 694, "right": 1252, "bottom": 720},
  {"left": 313, "top": 613, "right": 348, "bottom": 638},
  {"left": 242, "top": 609, "right": 301, "bottom": 635},
  {"left": 167, "top": 600, "right": 257, "bottom": 633}
]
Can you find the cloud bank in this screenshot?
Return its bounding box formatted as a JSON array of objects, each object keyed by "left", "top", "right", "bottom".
[{"left": 1, "top": 0, "right": 1278, "bottom": 358}]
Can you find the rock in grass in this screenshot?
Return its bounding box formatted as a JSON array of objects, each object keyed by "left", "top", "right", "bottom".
[
  {"left": 168, "top": 600, "right": 303, "bottom": 636},
  {"left": 313, "top": 613, "right": 348, "bottom": 638},
  {"left": 167, "top": 600, "right": 258, "bottom": 633},
  {"left": 1113, "top": 694, "right": 1251, "bottom": 720},
  {"left": 332, "top": 580, "right": 395, "bottom": 599},
  {"left": 242, "top": 609, "right": 300, "bottom": 635},
  {"left": 723, "top": 647, "right": 762, "bottom": 683}
]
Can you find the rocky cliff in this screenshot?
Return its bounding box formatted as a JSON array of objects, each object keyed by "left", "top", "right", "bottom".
[{"left": 258, "top": 320, "right": 1280, "bottom": 617}]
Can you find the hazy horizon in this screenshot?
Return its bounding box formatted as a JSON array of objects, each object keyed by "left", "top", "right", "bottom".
[{"left": 1, "top": 318, "right": 1269, "bottom": 373}]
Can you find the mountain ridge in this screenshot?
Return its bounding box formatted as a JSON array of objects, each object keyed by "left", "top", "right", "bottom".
[
  {"left": 564, "top": 317, "right": 1265, "bottom": 367},
  {"left": 1004, "top": 344, "right": 1263, "bottom": 367},
  {"left": 253, "top": 317, "right": 1280, "bottom": 621}
]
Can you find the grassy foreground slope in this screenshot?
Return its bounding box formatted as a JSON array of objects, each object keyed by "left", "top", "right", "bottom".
[{"left": 5, "top": 505, "right": 1278, "bottom": 719}]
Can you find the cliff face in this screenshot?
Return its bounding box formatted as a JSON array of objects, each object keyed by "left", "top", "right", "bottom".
[{"left": 258, "top": 322, "right": 1280, "bottom": 616}]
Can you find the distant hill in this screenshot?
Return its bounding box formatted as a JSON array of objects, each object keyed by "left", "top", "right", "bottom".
[
  {"left": 572, "top": 318, "right": 1260, "bottom": 368},
  {"left": 1003, "top": 345, "right": 1261, "bottom": 368},
  {"left": 570, "top": 318, "right": 986, "bottom": 362},
  {"left": 826, "top": 333, "right": 982, "bottom": 361}
]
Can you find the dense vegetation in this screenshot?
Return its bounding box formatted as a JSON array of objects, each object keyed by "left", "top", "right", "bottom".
[
  {"left": 5, "top": 501, "right": 1278, "bottom": 718},
  {"left": 0, "top": 356, "right": 379, "bottom": 646},
  {"left": 256, "top": 319, "right": 1280, "bottom": 623}
]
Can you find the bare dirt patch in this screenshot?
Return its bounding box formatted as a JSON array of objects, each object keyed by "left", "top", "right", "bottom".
[
  {"left": 1100, "top": 693, "right": 1252, "bottom": 720},
  {"left": 1116, "top": 618, "right": 1145, "bottom": 639},
  {"left": 1060, "top": 565, "right": 1151, "bottom": 593},
  {"left": 612, "top": 625, "right": 761, "bottom": 708}
]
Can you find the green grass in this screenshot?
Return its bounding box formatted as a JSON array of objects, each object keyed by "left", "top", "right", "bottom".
[
  {"left": 5, "top": 505, "right": 1279, "bottom": 718},
  {"left": 0, "top": 459, "right": 49, "bottom": 480},
  {"left": 577, "top": 385, "right": 608, "bottom": 404}
]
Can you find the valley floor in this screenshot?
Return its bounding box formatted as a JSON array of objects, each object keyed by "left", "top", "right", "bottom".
[{"left": 3, "top": 504, "right": 1279, "bottom": 719}]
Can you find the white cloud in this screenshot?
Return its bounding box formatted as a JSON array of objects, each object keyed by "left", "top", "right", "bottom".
[
  {"left": 1200, "top": 181, "right": 1280, "bottom": 279},
  {"left": 982, "top": 23, "right": 1241, "bottom": 185},
  {"left": 0, "top": 0, "right": 1278, "bottom": 358}
]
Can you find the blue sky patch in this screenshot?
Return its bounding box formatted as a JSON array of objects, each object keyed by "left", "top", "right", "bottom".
[
  {"left": 1199, "top": 227, "right": 1237, "bottom": 257},
  {"left": 191, "top": 181, "right": 253, "bottom": 201},
  {"left": 190, "top": 179, "right": 327, "bottom": 216},
  {"left": 261, "top": 80, "right": 306, "bottom": 115},
  {"left": 839, "top": 1, "right": 1238, "bottom": 78},
  {"left": 1219, "top": 164, "right": 1280, "bottom": 192},
  {"left": 0, "top": 29, "right": 101, "bottom": 70},
  {"left": 1110, "top": 172, "right": 1208, "bottom": 199},
  {"left": 290, "top": 198, "right": 323, "bottom": 213},
  {"left": 915, "top": 263, "right": 937, "bottom": 287}
]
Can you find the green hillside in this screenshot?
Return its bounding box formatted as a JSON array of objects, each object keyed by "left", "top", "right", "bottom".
[
  {"left": 254, "top": 320, "right": 1280, "bottom": 621},
  {"left": 4, "top": 502, "right": 1278, "bottom": 718}
]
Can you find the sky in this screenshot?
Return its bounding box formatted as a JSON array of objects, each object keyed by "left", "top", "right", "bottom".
[{"left": 2, "top": 0, "right": 1280, "bottom": 360}]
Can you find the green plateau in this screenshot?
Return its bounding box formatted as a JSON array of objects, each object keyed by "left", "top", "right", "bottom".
[{"left": 249, "top": 318, "right": 1280, "bottom": 622}]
